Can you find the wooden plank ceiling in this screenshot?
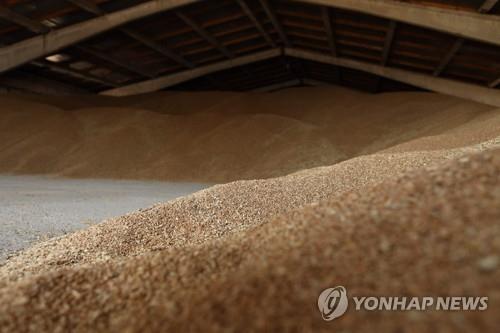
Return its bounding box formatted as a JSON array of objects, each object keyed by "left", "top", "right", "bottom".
[{"left": 0, "top": 0, "right": 499, "bottom": 94}]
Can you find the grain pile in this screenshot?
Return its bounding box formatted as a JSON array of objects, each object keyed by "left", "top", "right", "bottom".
[
  {"left": 0, "top": 87, "right": 499, "bottom": 331},
  {"left": 0, "top": 147, "right": 499, "bottom": 332},
  {"left": 0, "top": 87, "right": 498, "bottom": 182}
]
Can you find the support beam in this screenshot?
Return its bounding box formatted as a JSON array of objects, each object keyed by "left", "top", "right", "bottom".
[
  {"left": 381, "top": 21, "right": 397, "bottom": 66},
  {"left": 295, "top": 0, "right": 500, "bottom": 46},
  {"left": 433, "top": 0, "right": 496, "bottom": 77},
  {"left": 120, "top": 28, "right": 194, "bottom": 68},
  {"left": 0, "top": 4, "right": 153, "bottom": 81},
  {"left": 259, "top": 0, "right": 290, "bottom": 47},
  {"left": 0, "top": 0, "right": 198, "bottom": 73},
  {"left": 321, "top": 7, "right": 337, "bottom": 56},
  {"left": 374, "top": 20, "right": 397, "bottom": 92},
  {"left": 31, "top": 61, "right": 118, "bottom": 87},
  {"left": 176, "top": 12, "right": 234, "bottom": 58},
  {"left": 285, "top": 48, "right": 500, "bottom": 107},
  {"left": 66, "top": 0, "right": 102, "bottom": 14},
  {"left": 433, "top": 38, "right": 464, "bottom": 76},
  {"left": 0, "top": 6, "right": 49, "bottom": 34},
  {"left": 176, "top": 10, "right": 261, "bottom": 84},
  {"left": 236, "top": 0, "right": 276, "bottom": 48},
  {"left": 102, "top": 47, "right": 500, "bottom": 107},
  {"left": 101, "top": 49, "right": 280, "bottom": 96},
  {"left": 67, "top": 0, "right": 194, "bottom": 68},
  {"left": 1, "top": 0, "right": 499, "bottom": 74},
  {"left": 75, "top": 46, "right": 155, "bottom": 78},
  {"left": 479, "top": 0, "right": 498, "bottom": 12},
  {"left": 489, "top": 77, "right": 500, "bottom": 88}
]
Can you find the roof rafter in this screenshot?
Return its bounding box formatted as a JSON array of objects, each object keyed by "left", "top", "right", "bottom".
[
  {"left": 433, "top": 38, "right": 464, "bottom": 76},
  {"left": 0, "top": 0, "right": 198, "bottom": 73},
  {"left": 31, "top": 60, "right": 119, "bottom": 88},
  {"left": 479, "top": 0, "right": 498, "bottom": 12},
  {"left": 175, "top": 10, "right": 260, "bottom": 84},
  {"left": 381, "top": 21, "right": 397, "bottom": 66},
  {"left": 286, "top": 48, "right": 500, "bottom": 107},
  {"left": 236, "top": 0, "right": 276, "bottom": 48},
  {"left": 0, "top": 5, "right": 49, "bottom": 34},
  {"left": 0, "top": 4, "right": 149, "bottom": 83},
  {"left": 120, "top": 28, "right": 195, "bottom": 68},
  {"left": 320, "top": 7, "right": 341, "bottom": 82},
  {"left": 432, "top": 0, "right": 495, "bottom": 78},
  {"left": 66, "top": 0, "right": 102, "bottom": 14},
  {"left": 75, "top": 45, "right": 155, "bottom": 78},
  {"left": 296, "top": 0, "right": 500, "bottom": 45},
  {"left": 489, "top": 77, "right": 500, "bottom": 88},
  {"left": 320, "top": 7, "right": 337, "bottom": 56},
  {"left": 374, "top": 20, "right": 397, "bottom": 92},
  {"left": 259, "top": 0, "right": 290, "bottom": 47},
  {"left": 101, "top": 47, "right": 500, "bottom": 107},
  {"left": 67, "top": 0, "right": 194, "bottom": 69},
  {"left": 102, "top": 48, "right": 281, "bottom": 96},
  {"left": 176, "top": 12, "right": 234, "bottom": 59},
  {"left": 1, "top": 0, "right": 499, "bottom": 75}
]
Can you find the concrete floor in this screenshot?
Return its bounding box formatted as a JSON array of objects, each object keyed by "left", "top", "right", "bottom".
[{"left": 0, "top": 175, "right": 208, "bottom": 263}]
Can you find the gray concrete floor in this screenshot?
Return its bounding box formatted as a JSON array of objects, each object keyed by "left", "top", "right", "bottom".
[{"left": 0, "top": 175, "right": 208, "bottom": 263}]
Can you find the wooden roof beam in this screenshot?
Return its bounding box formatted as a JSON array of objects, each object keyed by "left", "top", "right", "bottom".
[
  {"left": 479, "top": 0, "right": 498, "bottom": 12},
  {"left": 296, "top": 0, "right": 500, "bottom": 46},
  {"left": 259, "top": 0, "right": 290, "bottom": 47},
  {"left": 489, "top": 77, "right": 500, "bottom": 88},
  {"left": 433, "top": 38, "right": 464, "bottom": 76},
  {"left": 381, "top": 21, "right": 397, "bottom": 66},
  {"left": 285, "top": 48, "right": 500, "bottom": 107},
  {"left": 320, "top": 7, "right": 337, "bottom": 56},
  {"left": 373, "top": 20, "right": 397, "bottom": 92},
  {"left": 176, "top": 12, "right": 234, "bottom": 59},
  {"left": 102, "top": 46, "right": 500, "bottom": 106},
  {"left": 31, "top": 60, "right": 119, "bottom": 88},
  {"left": 1, "top": 0, "right": 499, "bottom": 74},
  {"left": 372, "top": 20, "right": 391, "bottom": 92},
  {"left": 66, "top": 0, "right": 102, "bottom": 14},
  {"left": 0, "top": 0, "right": 198, "bottom": 73},
  {"left": 67, "top": 0, "right": 194, "bottom": 69},
  {"left": 175, "top": 11, "right": 256, "bottom": 82},
  {"left": 0, "top": 5, "right": 50, "bottom": 34},
  {"left": 120, "top": 28, "right": 195, "bottom": 68},
  {"left": 75, "top": 46, "right": 155, "bottom": 78},
  {"left": 0, "top": 4, "right": 150, "bottom": 83},
  {"left": 236, "top": 0, "right": 276, "bottom": 48},
  {"left": 319, "top": 7, "right": 341, "bottom": 82},
  {"left": 101, "top": 48, "right": 281, "bottom": 96},
  {"left": 432, "top": 0, "right": 495, "bottom": 77}
]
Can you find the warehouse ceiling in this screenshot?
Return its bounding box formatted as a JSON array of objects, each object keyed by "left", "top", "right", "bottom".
[{"left": 0, "top": 0, "right": 499, "bottom": 97}]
